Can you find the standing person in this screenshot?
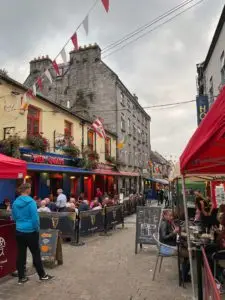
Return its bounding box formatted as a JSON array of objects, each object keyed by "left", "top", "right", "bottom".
[
  {"left": 164, "top": 187, "right": 169, "bottom": 208},
  {"left": 96, "top": 188, "right": 103, "bottom": 204},
  {"left": 195, "top": 190, "right": 213, "bottom": 232},
  {"left": 56, "top": 189, "right": 67, "bottom": 212},
  {"left": 12, "top": 183, "right": 53, "bottom": 284}
]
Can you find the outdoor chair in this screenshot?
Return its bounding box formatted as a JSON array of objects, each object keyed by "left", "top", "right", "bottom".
[
  {"left": 152, "top": 233, "right": 177, "bottom": 281},
  {"left": 212, "top": 250, "right": 225, "bottom": 279}
]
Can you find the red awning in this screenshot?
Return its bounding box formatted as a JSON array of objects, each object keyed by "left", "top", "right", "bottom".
[
  {"left": 93, "top": 169, "right": 121, "bottom": 176},
  {"left": 0, "top": 154, "right": 27, "bottom": 179},
  {"left": 180, "top": 86, "right": 225, "bottom": 175},
  {"left": 119, "top": 171, "right": 140, "bottom": 177}
]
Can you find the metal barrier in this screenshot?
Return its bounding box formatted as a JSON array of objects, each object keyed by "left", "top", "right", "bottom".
[{"left": 202, "top": 247, "right": 221, "bottom": 300}]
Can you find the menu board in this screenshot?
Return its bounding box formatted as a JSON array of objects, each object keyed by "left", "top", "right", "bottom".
[
  {"left": 135, "top": 206, "right": 161, "bottom": 253},
  {"left": 39, "top": 229, "right": 63, "bottom": 266}
]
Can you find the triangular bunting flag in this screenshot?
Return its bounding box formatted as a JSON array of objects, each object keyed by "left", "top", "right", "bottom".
[
  {"left": 83, "top": 15, "right": 89, "bottom": 36},
  {"left": 27, "top": 88, "right": 35, "bottom": 99},
  {"left": 37, "top": 77, "right": 43, "bottom": 90},
  {"left": 32, "top": 84, "right": 36, "bottom": 96},
  {"left": 60, "top": 48, "right": 67, "bottom": 64},
  {"left": 101, "top": 0, "right": 109, "bottom": 12},
  {"left": 71, "top": 32, "right": 79, "bottom": 50},
  {"left": 52, "top": 60, "right": 60, "bottom": 75},
  {"left": 44, "top": 69, "right": 53, "bottom": 84}
]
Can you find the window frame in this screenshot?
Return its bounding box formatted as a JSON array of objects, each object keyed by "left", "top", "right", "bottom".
[
  {"left": 105, "top": 137, "right": 111, "bottom": 158},
  {"left": 87, "top": 129, "right": 95, "bottom": 151},
  {"left": 27, "top": 105, "right": 40, "bottom": 136}
]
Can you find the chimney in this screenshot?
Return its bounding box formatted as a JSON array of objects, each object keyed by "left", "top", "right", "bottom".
[
  {"left": 29, "top": 55, "right": 52, "bottom": 74},
  {"left": 69, "top": 43, "right": 101, "bottom": 64},
  {"left": 133, "top": 93, "right": 138, "bottom": 102}
]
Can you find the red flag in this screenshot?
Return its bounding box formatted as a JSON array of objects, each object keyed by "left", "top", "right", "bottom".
[
  {"left": 27, "top": 89, "right": 35, "bottom": 99},
  {"left": 101, "top": 0, "right": 109, "bottom": 12},
  {"left": 92, "top": 118, "right": 106, "bottom": 139},
  {"left": 37, "top": 77, "right": 43, "bottom": 90},
  {"left": 71, "top": 33, "right": 79, "bottom": 50},
  {"left": 52, "top": 60, "right": 60, "bottom": 75}
]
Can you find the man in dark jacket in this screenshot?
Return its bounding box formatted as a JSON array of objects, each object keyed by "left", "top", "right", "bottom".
[
  {"left": 159, "top": 211, "right": 178, "bottom": 246},
  {"left": 159, "top": 210, "right": 190, "bottom": 282}
]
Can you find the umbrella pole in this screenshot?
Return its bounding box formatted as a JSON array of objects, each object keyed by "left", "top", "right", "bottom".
[{"left": 181, "top": 175, "right": 196, "bottom": 299}]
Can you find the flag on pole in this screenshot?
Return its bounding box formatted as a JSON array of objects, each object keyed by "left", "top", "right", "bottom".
[
  {"left": 27, "top": 88, "right": 35, "bottom": 99},
  {"left": 52, "top": 60, "right": 60, "bottom": 75},
  {"left": 37, "top": 77, "right": 43, "bottom": 90},
  {"left": 83, "top": 15, "right": 89, "bottom": 36},
  {"left": 101, "top": 0, "right": 109, "bottom": 12},
  {"left": 71, "top": 32, "right": 79, "bottom": 50},
  {"left": 92, "top": 118, "right": 106, "bottom": 139},
  {"left": 44, "top": 69, "right": 53, "bottom": 84},
  {"left": 20, "top": 93, "right": 29, "bottom": 112},
  {"left": 117, "top": 135, "right": 128, "bottom": 149},
  {"left": 32, "top": 84, "right": 37, "bottom": 96},
  {"left": 60, "top": 48, "right": 67, "bottom": 63}
]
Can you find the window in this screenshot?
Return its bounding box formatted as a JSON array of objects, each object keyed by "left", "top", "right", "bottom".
[
  {"left": 128, "top": 118, "right": 131, "bottom": 134},
  {"left": 27, "top": 105, "right": 40, "bottom": 136},
  {"left": 128, "top": 152, "right": 132, "bottom": 166},
  {"left": 209, "top": 76, "right": 214, "bottom": 105},
  {"left": 120, "top": 92, "right": 125, "bottom": 106},
  {"left": 105, "top": 137, "right": 111, "bottom": 158},
  {"left": 138, "top": 127, "right": 141, "bottom": 141},
  {"left": 221, "top": 51, "right": 225, "bottom": 85},
  {"left": 64, "top": 121, "right": 72, "bottom": 145},
  {"left": 133, "top": 125, "right": 136, "bottom": 139},
  {"left": 127, "top": 100, "right": 131, "bottom": 111},
  {"left": 87, "top": 130, "right": 95, "bottom": 151},
  {"left": 121, "top": 115, "right": 126, "bottom": 131}
]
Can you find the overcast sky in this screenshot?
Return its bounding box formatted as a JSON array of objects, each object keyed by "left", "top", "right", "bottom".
[{"left": 0, "top": 0, "right": 224, "bottom": 160}]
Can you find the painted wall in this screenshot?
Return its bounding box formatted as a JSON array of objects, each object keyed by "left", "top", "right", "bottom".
[{"left": 0, "top": 80, "right": 116, "bottom": 164}]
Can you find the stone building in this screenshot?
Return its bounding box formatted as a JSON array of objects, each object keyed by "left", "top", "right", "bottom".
[
  {"left": 24, "top": 44, "right": 151, "bottom": 193},
  {"left": 196, "top": 5, "right": 225, "bottom": 106},
  {"left": 150, "top": 151, "right": 171, "bottom": 180}
]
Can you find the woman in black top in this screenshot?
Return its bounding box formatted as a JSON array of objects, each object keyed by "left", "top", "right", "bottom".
[{"left": 195, "top": 191, "right": 213, "bottom": 232}]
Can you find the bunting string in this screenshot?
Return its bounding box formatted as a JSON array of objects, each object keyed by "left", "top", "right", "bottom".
[{"left": 20, "top": 0, "right": 110, "bottom": 112}]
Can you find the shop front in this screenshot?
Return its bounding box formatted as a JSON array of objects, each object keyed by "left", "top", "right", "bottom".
[
  {"left": 20, "top": 148, "right": 91, "bottom": 199},
  {"left": 93, "top": 163, "right": 120, "bottom": 198}
]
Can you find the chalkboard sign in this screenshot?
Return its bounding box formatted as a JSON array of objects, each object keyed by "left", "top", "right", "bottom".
[
  {"left": 135, "top": 206, "right": 162, "bottom": 254},
  {"left": 39, "top": 229, "right": 63, "bottom": 266}
]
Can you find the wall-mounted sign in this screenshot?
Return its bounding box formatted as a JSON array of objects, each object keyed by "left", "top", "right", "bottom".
[
  {"left": 196, "top": 95, "right": 209, "bottom": 125},
  {"left": 32, "top": 154, "right": 64, "bottom": 165},
  {"left": 20, "top": 148, "right": 83, "bottom": 168}
]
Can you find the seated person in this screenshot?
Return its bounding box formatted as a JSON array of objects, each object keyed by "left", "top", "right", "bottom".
[
  {"left": 78, "top": 200, "right": 89, "bottom": 212},
  {"left": 159, "top": 211, "right": 190, "bottom": 282},
  {"left": 206, "top": 213, "right": 225, "bottom": 279},
  {"left": 159, "top": 210, "right": 178, "bottom": 246},
  {"left": 38, "top": 200, "right": 51, "bottom": 213},
  {"left": 0, "top": 198, "right": 11, "bottom": 211},
  {"left": 92, "top": 200, "right": 102, "bottom": 210},
  {"left": 90, "top": 197, "right": 99, "bottom": 209}
]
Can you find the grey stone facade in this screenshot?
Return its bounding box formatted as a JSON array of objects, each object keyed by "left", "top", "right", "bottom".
[{"left": 24, "top": 44, "right": 151, "bottom": 192}]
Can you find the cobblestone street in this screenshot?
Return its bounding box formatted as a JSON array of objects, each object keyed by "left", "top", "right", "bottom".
[{"left": 0, "top": 215, "right": 192, "bottom": 300}]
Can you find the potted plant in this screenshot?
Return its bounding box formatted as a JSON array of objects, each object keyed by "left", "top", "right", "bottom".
[
  {"left": 105, "top": 155, "right": 116, "bottom": 164},
  {"left": 62, "top": 143, "right": 80, "bottom": 158},
  {"left": 25, "top": 133, "right": 49, "bottom": 152},
  {"left": 0, "top": 134, "right": 21, "bottom": 158},
  {"left": 82, "top": 146, "right": 99, "bottom": 170}
]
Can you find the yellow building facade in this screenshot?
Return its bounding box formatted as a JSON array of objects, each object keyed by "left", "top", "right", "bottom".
[{"left": 0, "top": 74, "right": 117, "bottom": 201}]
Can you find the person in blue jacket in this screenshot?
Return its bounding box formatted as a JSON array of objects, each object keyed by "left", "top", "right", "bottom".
[{"left": 12, "top": 183, "right": 53, "bottom": 285}]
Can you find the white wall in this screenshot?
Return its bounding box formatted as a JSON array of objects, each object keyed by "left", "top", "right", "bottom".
[{"left": 205, "top": 23, "right": 225, "bottom": 105}]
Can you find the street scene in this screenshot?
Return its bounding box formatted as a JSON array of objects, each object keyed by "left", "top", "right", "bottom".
[{"left": 0, "top": 0, "right": 225, "bottom": 299}]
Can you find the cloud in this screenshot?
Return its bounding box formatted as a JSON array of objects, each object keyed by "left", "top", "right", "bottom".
[{"left": 0, "top": 0, "right": 224, "bottom": 158}]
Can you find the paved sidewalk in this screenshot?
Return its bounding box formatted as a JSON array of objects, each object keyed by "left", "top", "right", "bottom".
[{"left": 0, "top": 215, "right": 192, "bottom": 300}]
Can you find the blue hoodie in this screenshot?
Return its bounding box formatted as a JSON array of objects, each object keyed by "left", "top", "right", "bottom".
[{"left": 12, "top": 195, "right": 40, "bottom": 233}]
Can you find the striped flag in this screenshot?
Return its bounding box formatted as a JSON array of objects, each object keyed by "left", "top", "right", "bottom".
[{"left": 92, "top": 118, "right": 106, "bottom": 139}]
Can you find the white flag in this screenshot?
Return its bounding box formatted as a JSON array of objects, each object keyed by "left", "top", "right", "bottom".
[
  {"left": 32, "top": 84, "right": 36, "bottom": 96},
  {"left": 44, "top": 69, "right": 52, "bottom": 84},
  {"left": 60, "top": 48, "right": 67, "bottom": 64},
  {"left": 83, "top": 15, "right": 89, "bottom": 36}
]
